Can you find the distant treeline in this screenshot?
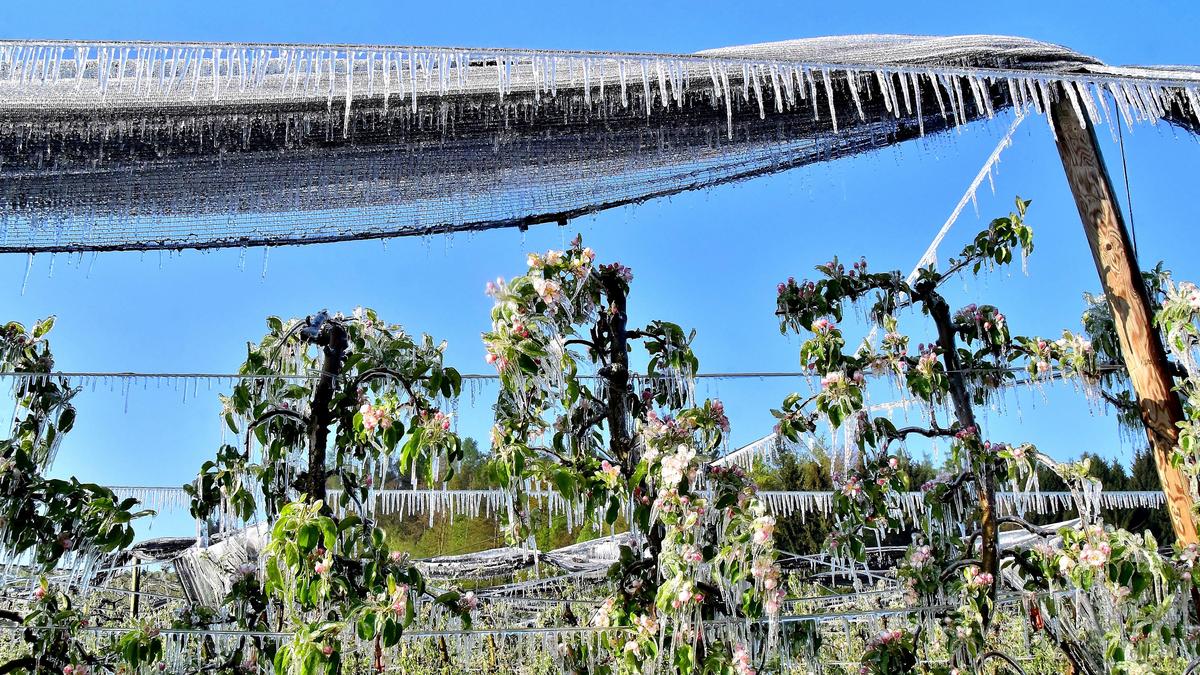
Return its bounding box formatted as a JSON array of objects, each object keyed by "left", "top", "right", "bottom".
[{"left": 379, "top": 439, "right": 1173, "bottom": 559}]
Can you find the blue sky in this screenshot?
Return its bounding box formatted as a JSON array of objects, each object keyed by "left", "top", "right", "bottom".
[{"left": 1, "top": 0, "right": 1198, "bottom": 537}]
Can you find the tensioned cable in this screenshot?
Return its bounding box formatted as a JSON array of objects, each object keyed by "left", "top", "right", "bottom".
[
  {"left": 0, "top": 364, "right": 1126, "bottom": 382},
  {"left": 905, "top": 111, "right": 1026, "bottom": 285},
  {"left": 0, "top": 589, "right": 1072, "bottom": 639},
  {"left": 1116, "top": 118, "right": 1138, "bottom": 259}
]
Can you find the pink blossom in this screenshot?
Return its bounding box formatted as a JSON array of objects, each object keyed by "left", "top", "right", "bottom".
[
  {"left": 752, "top": 515, "right": 775, "bottom": 545},
  {"left": 820, "top": 371, "right": 845, "bottom": 389},
  {"left": 321, "top": 645, "right": 333, "bottom": 657},
  {"left": 600, "top": 460, "right": 622, "bottom": 481},
  {"left": 841, "top": 476, "right": 864, "bottom": 498},
  {"left": 1079, "top": 542, "right": 1110, "bottom": 569},
  {"left": 751, "top": 557, "right": 774, "bottom": 580},
  {"left": 461, "top": 591, "right": 478, "bottom": 612},
  {"left": 732, "top": 643, "right": 756, "bottom": 675},
  {"left": 34, "top": 587, "right": 46, "bottom": 600},
  {"left": 764, "top": 589, "right": 783, "bottom": 616},
  {"left": 910, "top": 545, "right": 933, "bottom": 569}
]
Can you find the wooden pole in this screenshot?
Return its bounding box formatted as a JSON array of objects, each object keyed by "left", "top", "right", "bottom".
[
  {"left": 129, "top": 562, "right": 141, "bottom": 618},
  {"left": 1050, "top": 91, "right": 1198, "bottom": 545}
]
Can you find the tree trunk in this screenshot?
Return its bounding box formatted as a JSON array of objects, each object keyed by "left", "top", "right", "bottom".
[
  {"left": 306, "top": 320, "right": 349, "bottom": 504},
  {"left": 1049, "top": 91, "right": 1198, "bottom": 546},
  {"left": 600, "top": 277, "right": 632, "bottom": 467},
  {"left": 599, "top": 277, "right": 665, "bottom": 563},
  {"left": 926, "top": 290, "right": 998, "bottom": 626}
]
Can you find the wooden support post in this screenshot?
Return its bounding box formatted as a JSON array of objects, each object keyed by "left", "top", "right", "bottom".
[
  {"left": 129, "top": 562, "right": 141, "bottom": 618},
  {"left": 1050, "top": 91, "right": 1198, "bottom": 545}
]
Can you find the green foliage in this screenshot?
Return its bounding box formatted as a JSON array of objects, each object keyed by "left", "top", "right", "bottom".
[
  {"left": 0, "top": 319, "right": 153, "bottom": 673},
  {"left": 489, "top": 238, "right": 782, "bottom": 674},
  {"left": 182, "top": 309, "right": 473, "bottom": 674},
  {"left": 187, "top": 309, "right": 464, "bottom": 522},
  {"left": 950, "top": 197, "right": 1033, "bottom": 274},
  {"left": 115, "top": 625, "right": 164, "bottom": 671},
  {"left": 0, "top": 320, "right": 151, "bottom": 571},
  {"left": 769, "top": 198, "right": 1200, "bottom": 671}
]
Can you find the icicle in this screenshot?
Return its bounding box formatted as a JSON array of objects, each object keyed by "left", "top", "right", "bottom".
[
  {"left": 343, "top": 51, "right": 354, "bottom": 137},
  {"left": 909, "top": 71, "right": 925, "bottom": 136},
  {"left": 846, "top": 69, "right": 865, "bottom": 121},
  {"left": 1062, "top": 80, "right": 1087, "bottom": 130},
  {"left": 20, "top": 253, "right": 32, "bottom": 295},
  {"left": 720, "top": 65, "right": 733, "bottom": 140},
  {"left": 820, "top": 68, "right": 838, "bottom": 132},
  {"left": 751, "top": 65, "right": 765, "bottom": 119}
]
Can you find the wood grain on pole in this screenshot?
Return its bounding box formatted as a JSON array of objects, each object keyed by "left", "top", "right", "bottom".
[
  {"left": 1050, "top": 89, "right": 1198, "bottom": 544},
  {"left": 130, "top": 562, "right": 141, "bottom": 618}
]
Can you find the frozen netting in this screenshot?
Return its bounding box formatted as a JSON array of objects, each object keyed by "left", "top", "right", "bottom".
[
  {"left": 0, "top": 35, "right": 1197, "bottom": 253},
  {"left": 174, "top": 523, "right": 269, "bottom": 607}
]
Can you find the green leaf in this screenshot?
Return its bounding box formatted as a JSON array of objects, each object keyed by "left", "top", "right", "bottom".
[
  {"left": 318, "top": 518, "right": 338, "bottom": 550},
  {"left": 298, "top": 523, "right": 318, "bottom": 551},
  {"left": 33, "top": 316, "right": 55, "bottom": 339},
  {"left": 605, "top": 495, "right": 620, "bottom": 525},
  {"left": 357, "top": 615, "right": 377, "bottom": 640},
  {"left": 551, "top": 470, "right": 574, "bottom": 498}
]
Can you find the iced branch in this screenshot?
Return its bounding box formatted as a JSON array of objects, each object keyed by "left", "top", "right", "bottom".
[{"left": 247, "top": 408, "right": 309, "bottom": 431}]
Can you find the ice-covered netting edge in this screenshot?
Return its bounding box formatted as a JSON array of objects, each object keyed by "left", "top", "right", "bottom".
[
  {"left": 0, "top": 35, "right": 1196, "bottom": 253},
  {"left": 105, "top": 485, "right": 1166, "bottom": 522}
]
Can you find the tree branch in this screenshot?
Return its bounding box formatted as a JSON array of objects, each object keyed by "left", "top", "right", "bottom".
[
  {"left": 885, "top": 423, "right": 956, "bottom": 441},
  {"left": 563, "top": 339, "right": 598, "bottom": 352},
  {"left": 247, "top": 408, "right": 308, "bottom": 431},
  {"left": 0, "top": 657, "right": 36, "bottom": 675},
  {"left": 995, "top": 516, "right": 1059, "bottom": 538},
  {"left": 940, "top": 558, "right": 982, "bottom": 582},
  {"left": 965, "top": 516, "right": 1057, "bottom": 552},
  {"left": 938, "top": 471, "right": 976, "bottom": 503},
  {"left": 580, "top": 410, "right": 608, "bottom": 432},
  {"left": 976, "top": 651, "right": 1028, "bottom": 675},
  {"left": 353, "top": 367, "right": 424, "bottom": 411}
]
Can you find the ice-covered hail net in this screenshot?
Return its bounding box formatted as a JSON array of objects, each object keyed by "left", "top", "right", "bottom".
[{"left": 0, "top": 34, "right": 1196, "bottom": 253}]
